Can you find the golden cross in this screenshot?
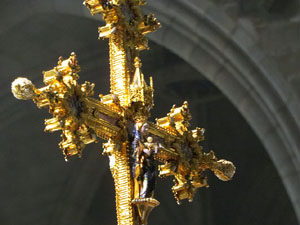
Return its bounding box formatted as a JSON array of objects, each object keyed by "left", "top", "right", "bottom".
[{"left": 11, "top": 1, "right": 236, "bottom": 225}]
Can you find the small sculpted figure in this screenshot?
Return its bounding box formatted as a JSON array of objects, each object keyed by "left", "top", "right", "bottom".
[{"left": 131, "top": 122, "right": 158, "bottom": 199}]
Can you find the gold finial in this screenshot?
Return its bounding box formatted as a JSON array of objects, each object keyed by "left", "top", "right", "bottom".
[
  {"left": 134, "top": 57, "right": 142, "bottom": 68},
  {"left": 11, "top": 77, "right": 36, "bottom": 100},
  {"left": 131, "top": 57, "right": 145, "bottom": 88}
]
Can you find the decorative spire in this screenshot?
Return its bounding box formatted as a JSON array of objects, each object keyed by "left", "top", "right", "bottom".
[
  {"left": 131, "top": 57, "right": 143, "bottom": 88},
  {"left": 129, "top": 57, "right": 154, "bottom": 109}
]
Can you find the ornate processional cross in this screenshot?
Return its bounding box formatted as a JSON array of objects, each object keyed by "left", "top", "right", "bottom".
[{"left": 11, "top": 1, "right": 236, "bottom": 224}]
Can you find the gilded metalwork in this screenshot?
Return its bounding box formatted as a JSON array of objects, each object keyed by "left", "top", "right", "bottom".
[{"left": 11, "top": 1, "right": 236, "bottom": 225}]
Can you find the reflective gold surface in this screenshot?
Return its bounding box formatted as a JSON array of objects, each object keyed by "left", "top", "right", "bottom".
[{"left": 11, "top": 1, "right": 235, "bottom": 225}]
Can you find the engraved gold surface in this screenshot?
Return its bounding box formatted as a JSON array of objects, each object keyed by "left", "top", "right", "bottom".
[{"left": 11, "top": 1, "right": 235, "bottom": 225}]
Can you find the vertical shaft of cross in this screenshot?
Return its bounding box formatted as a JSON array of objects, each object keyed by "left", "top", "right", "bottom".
[
  {"left": 109, "top": 35, "right": 131, "bottom": 107},
  {"left": 114, "top": 142, "right": 134, "bottom": 225},
  {"left": 107, "top": 24, "right": 136, "bottom": 225},
  {"left": 82, "top": 1, "right": 162, "bottom": 224}
]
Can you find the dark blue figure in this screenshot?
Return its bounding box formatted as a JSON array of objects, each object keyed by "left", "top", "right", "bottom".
[{"left": 131, "top": 123, "right": 157, "bottom": 198}]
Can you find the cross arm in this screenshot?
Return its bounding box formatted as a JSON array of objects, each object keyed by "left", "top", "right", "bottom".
[
  {"left": 139, "top": 103, "right": 236, "bottom": 204},
  {"left": 11, "top": 53, "right": 123, "bottom": 161}
]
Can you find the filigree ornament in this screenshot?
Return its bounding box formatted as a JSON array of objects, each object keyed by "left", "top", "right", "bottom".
[{"left": 12, "top": 54, "right": 97, "bottom": 161}]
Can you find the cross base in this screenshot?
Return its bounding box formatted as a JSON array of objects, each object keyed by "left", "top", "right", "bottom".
[{"left": 132, "top": 198, "right": 160, "bottom": 225}]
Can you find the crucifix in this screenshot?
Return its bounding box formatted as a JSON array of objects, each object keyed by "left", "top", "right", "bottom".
[{"left": 11, "top": 1, "right": 236, "bottom": 225}]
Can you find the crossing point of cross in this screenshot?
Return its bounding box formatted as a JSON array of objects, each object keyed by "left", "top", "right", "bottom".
[{"left": 11, "top": 1, "right": 236, "bottom": 225}]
